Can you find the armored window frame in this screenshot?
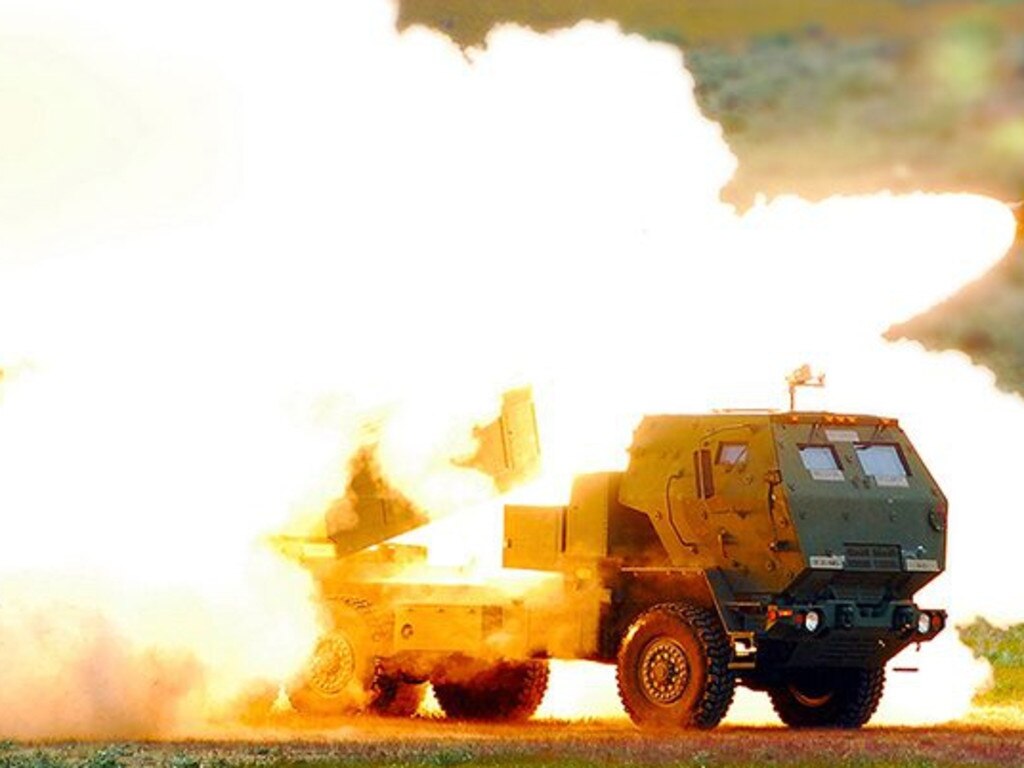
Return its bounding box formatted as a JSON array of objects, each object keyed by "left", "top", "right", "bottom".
[
  {"left": 854, "top": 443, "right": 910, "bottom": 485},
  {"left": 693, "top": 448, "right": 715, "bottom": 499},
  {"left": 798, "top": 444, "right": 844, "bottom": 481},
  {"left": 716, "top": 442, "right": 749, "bottom": 467}
]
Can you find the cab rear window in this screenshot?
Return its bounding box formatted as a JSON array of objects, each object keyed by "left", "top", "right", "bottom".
[
  {"left": 855, "top": 444, "right": 909, "bottom": 487},
  {"left": 799, "top": 445, "right": 844, "bottom": 481}
]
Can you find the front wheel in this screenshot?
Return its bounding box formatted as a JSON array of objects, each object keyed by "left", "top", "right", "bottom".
[
  {"left": 616, "top": 603, "right": 735, "bottom": 730},
  {"left": 768, "top": 667, "right": 885, "bottom": 728}
]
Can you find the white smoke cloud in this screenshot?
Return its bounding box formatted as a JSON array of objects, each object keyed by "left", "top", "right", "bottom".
[{"left": 0, "top": 0, "right": 1017, "bottom": 733}]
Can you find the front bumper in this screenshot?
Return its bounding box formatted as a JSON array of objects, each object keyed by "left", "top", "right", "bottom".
[{"left": 729, "top": 600, "right": 945, "bottom": 672}]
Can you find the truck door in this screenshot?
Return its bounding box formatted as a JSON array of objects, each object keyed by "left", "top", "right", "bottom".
[{"left": 692, "top": 431, "right": 774, "bottom": 568}]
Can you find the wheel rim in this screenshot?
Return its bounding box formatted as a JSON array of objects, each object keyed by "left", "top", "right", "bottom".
[
  {"left": 789, "top": 682, "right": 834, "bottom": 708},
  {"left": 308, "top": 634, "right": 356, "bottom": 696},
  {"left": 639, "top": 637, "right": 690, "bottom": 705}
]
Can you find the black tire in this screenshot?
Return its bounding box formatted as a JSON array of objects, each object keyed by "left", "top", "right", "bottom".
[
  {"left": 768, "top": 667, "right": 885, "bottom": 728},
  {"left": 369, "top": 673, "right": 426, "bottom": 718},
  {"left": 433, "top": 660, "right": 549, "bottom": 721},
  {"left": 288, "top": 600, "right": 380, "bottom": 716},
  {"left": 616, "top": 603, "right": 735, "bottom": 730}
]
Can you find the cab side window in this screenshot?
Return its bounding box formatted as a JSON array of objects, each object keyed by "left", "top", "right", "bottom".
[{"left": 717, "top": 442, "right": 749, "bottom": 467}]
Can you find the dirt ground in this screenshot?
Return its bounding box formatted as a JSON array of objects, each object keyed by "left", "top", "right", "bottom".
[{"left": 8, "top": 718, "right": 1024, "bottom": 768}]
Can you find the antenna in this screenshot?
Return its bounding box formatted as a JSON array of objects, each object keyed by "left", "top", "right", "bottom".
[{"left": 786, "top": 364, "right": 825, "bottom": 411}]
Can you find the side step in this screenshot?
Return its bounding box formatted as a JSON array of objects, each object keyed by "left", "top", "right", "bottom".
[{"left": 728, "top": 631, "right": 757, "bottom": 671}]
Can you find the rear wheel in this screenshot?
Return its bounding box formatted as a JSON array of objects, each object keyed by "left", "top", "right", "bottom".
[
  {"left": 432, "top": 660, "right": 549, "bottom": 721},
  {"left": 616, "top": 603, "right": 735, "bottom": 730},
  {"left": 289, "top": 627, "right": 371, "bottom": 715},
  {"left": 768, "top": 667, "right": 885, "bottom": 728},
  {"left": 288, "top": 599, "right": 394, "bottom": 716},
  {"left": 369, "top": 673, "right": 426, "bottom": 717}
]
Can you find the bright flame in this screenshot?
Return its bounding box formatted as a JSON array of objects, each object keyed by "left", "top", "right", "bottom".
[{"left": 0, "top": 0, "right": 1018, "bottom": 735}]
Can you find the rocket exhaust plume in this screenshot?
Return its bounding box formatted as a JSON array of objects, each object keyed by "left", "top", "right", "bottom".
[{"left": 0, "top": 0, "right": 1018, "bottom": 734}]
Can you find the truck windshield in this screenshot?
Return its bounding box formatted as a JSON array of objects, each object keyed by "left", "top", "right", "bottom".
[
  {"left": 799, "top": 445, "right": 843, "bottom": 481},
  {"left": 855, "top": 444, "right": 909, "bottom": 486}
]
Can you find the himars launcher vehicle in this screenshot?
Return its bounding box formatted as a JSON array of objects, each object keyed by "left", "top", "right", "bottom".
[{"left": 281, "top": 388, "right": 947, "bottom": 729}]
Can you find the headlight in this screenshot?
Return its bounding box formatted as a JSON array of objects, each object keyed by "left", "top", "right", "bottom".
[
  {"left": 916, "top": 613, "right": 931, "bottom": 635},
  {"left": 804, "top": 609, "right": 821, "bottom": 633}
]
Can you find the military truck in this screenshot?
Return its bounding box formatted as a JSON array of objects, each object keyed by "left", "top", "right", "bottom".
[{"left": 283, "top": 396, "right": 947, "bottom": 729}]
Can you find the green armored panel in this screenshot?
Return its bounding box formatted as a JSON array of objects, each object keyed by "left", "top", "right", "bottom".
[
  {"left": 502, "top": 474, "right": 628, "bottom": 572},
  {"left": 392, "top": 604, "right": 492, "bottom": 654},
  {"left": 770, "top": 413, "right": 947, "bottom": 601},
  {"left": 617, "top": 411, "right": 948, "bottom": 601},
  {"left": 460, "top": 387, "right": 541, "bottom": 492},
  {"left": 503, "top": 504, "right": 565, "bottom": 571},
  {"left": 564, "top": 473, "right": 614, "bottom": 559},
  {"left": 618, "top": 413, "right": 795, "bottom": 592},
  {"left": 565, "top": 472, "right": 668, "bottom": 566}
]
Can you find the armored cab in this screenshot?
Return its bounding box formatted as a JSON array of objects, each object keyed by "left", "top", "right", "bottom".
[
  {"left": 504, "top": 410, "right": 947, "bottom": 729},
  {"left": 618, "top": 412, "right": 945, "bottom": 662}
]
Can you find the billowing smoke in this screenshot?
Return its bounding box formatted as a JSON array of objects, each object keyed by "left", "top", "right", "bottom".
[
  {"left": 0, "top": 576, "right": 204, "bottom": 739},
  {"left": 0, "top": 0, "right": 1018, "bottom": 734}
]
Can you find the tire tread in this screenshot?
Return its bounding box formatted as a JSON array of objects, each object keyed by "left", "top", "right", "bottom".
[
  {"left": 433, "top": 660, "right": 549, "bottom": 721},
  {"left": 616, "top": 602, "right": 735, "bottom": 729},
  {"left": 768, "top": 667, "right": 885, "bottom": 728}
]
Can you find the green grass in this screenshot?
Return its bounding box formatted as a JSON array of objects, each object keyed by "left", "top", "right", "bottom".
[
  {"left": 253, "top": 762, "right": 976, "bottom": 767},
  {"left": 0, "top": 753, "right": 1006, "bottom": 768},
  {"left": 960, "top": 617, "right": 1024, "bottom": 706},
  {"left": 1, "top": 730, "right": 1022, "bottom": 768}
]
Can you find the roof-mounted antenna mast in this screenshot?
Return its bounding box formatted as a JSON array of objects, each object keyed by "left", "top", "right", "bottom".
[{"left": 786, "top": 364, "right": 825, "bottom": 411}]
